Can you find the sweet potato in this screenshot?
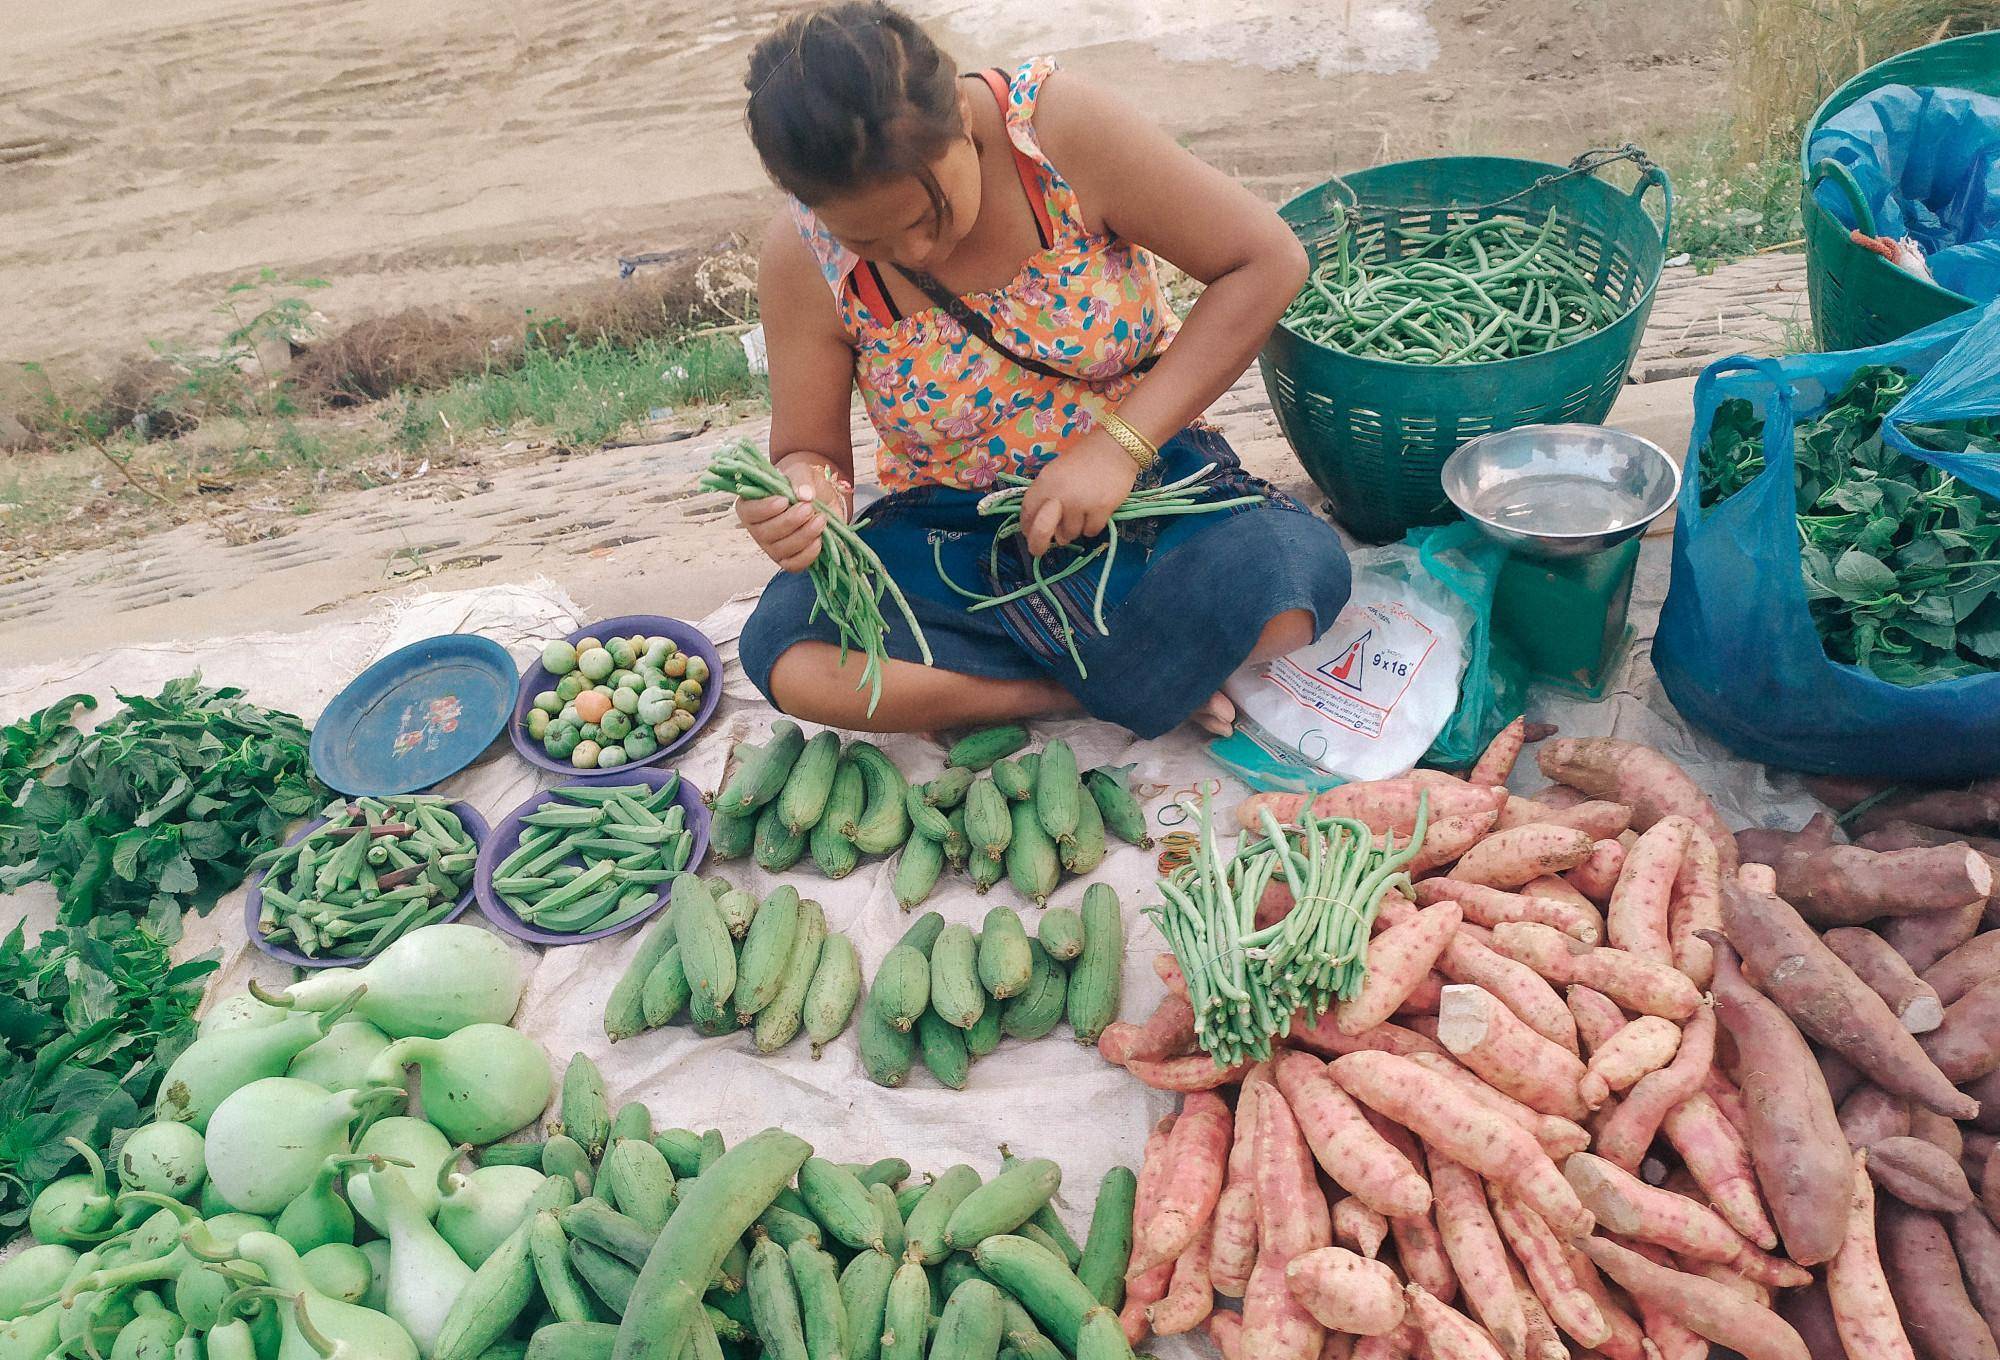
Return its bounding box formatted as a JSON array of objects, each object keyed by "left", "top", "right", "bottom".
[
  {"left": 1524, "top": 872, "right": 1601, "bottom": 915},
  {"left": 1706, "top": 933, "right": 1851, "bottom": 1267},
  {"left": 1536, "top": 737, "right": 1738, "bottom": 874},
  {"left": 1405, "top": 1053, "right": 1591, "bottom": 1161},
  {"left": 1911, "top": 1105, "right": 1964, "bottom": 1161},
  {"left": 1428, "top": 1154, "right": 1526, "bottom": 1359},
  {"left": 1869, "top": 1136, "right": 1976, "bottom": 1212},
  {"left": 1287, "top": 1011, "right": 1446, "bottom": 1062},
  {"left": 1738, "top": 862, "right": 1779, "bottom": 893},
  {"left": 1816, "top": 1047, "right": 1864, "bottom": 1107},
  {"left": 1777, "top": 1276, "right": 1851, "bottom": 1360},
  {"left": 1205, "top": 1309, "right": 1243, "bottom": 1360},
  {"left": 1284, "top": 1247, "right": 1406, "bottom": 1335},
  {"left": 1403, "top": 1285, "right": 1506, "bottom": 1360},
  {"left": 1131, "top": 1092, "right": 1232, "bottom": 1275},
  {"left": 1413, "top": 878, "right": 1600, "bottom": 943},
  {"left": 1148, "top": 1217, "right": 1214, "bottom": 1335},
  {"left": 1950, "top": 1206, "right": 2000, "bottom": 1342},
  {"left": 1436, "top": 983, "right": 1591, "bottom": 1120},
  {"left": 1437, "top": 924, "right": 1580, "bottom": 1056},
  {"left": 1099, "top": 991, "right": 1198, "bottom": 1065},
  {"left": 1721, "top": 880, "right": 1977, "bottom": 1118},
  {"left": 1850, "top": 780, "right": 2000, "bottom": 837},
  {"left": 1566, "top": 838, "right": 1626, "bottom": 902},
  {"left": 1347, "top": 1323, "right": 1418, "bottom": 1360},
  {"left": 1623, "top": 1241, "right": 1722, "bottom": 1360},
  {"left": 1886, "top": 900, "right": 1985, "bottom": 973},
  {"left": 1921, "top": 975, "right": 2000, "bottom": 1084},
  {"left": 1561, "top": 1242, "right": 1650, "bottom": 1360},
  {"left": 1825, "top": 927, "right": 1945, "bottom": 1033},
  {"left": 1453, "top": 824, "right": 1598, "bottom": 889},
  {"left": 1566, "top": 985, "right": 1629, "bottom": 1053},
  {"left": 1576, "top": 1236, "right": 1809, "bottom": 1360},
  {"left": 1121, "top": 1115, "right": 1179, "bottom": 1341},
  {"left": 1490, "top": 922, "right": 1701, "bottom": 1019},
  {"left": 1595, "top": 1001, "right": 1718, "bottom": 1171},
  {"left": 1734, "top": 836, "right": 1991, "bottom": 926},
  {"left": 1487, "top": 1191, "right": 1609, "bottom": 1349},
  {"left": 1332, "top": 1194, "right": 1389, "bottom": 1260},
  {"left": 1608, "top": 817, "right": 1690, "bottom": 964},
  {"left": 1235, "top": 778, "right": 1506, "bottom": 835},
  {"left": 1126, "top": 1053, "right": 1250, "bottom": 1091},
  {"left": 1662, "top": 1092, "right": 1778, "bottom": 1249},
  {"left": 1154, "top": 952, "right": 1188, "bottom": 998},
  {"left": 1469, "top": 717, "right": 1531, "bottom": 787},
  {"left": 1357, "top": 1114, "right": 1455, "bottom": 1304},
  {"left": 1878, "top": 1198, "right": 2000, "bottom": 1360},
  {"left": 1499, "top": 798, "right": 1634, "bottom": 840},
  {"left": 1564, "top": 1152, "right": 1807, "bottom": 1286},
  {"left": 1671, "top": 825, "right": 1723, "bottom": 987},
  {"left": 1338, "top": 901, "right": 1461, "bottom": 1035},
  {"left": 1837, "top": 1084, "right": 1912, "bottom": 1149},
  {"left": 1410, "top": 811, "right": 1501, "bottom": 875},
  {"left": 1273, "top": 1050, "right": 1430, "bottom": 1218},
  {"left": 1209, "top": 1081, "right": 1262, "bottom": 1299},
  {"left": 1256, "top": 1073, "right": 1333, "bottom": 1263},
  {"left": 1579, "top": 1015, "right": 1681, "bottom": 1109},
  {"left": 1504, "top": 1255, "right": 1574, "bottom": 1360},
  {"left": 1243, "top": 1257, "right": 1324, "bottom": 1360},
  {"left": 1969, "top": 1129, "right": 2000, "bottom": 1183},
  {"left": 1924, "top": 932, "right": 2000, "bottom": 1008},
  {"left": 1319, "top": 1331, "right": 1354, "bottom": 1360}
]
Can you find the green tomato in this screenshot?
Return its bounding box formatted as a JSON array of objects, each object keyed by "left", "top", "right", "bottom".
[
  {"left": 612, "top": 688, "right": 640, "bottom": 716},
  {"left": 596, "top": 745, "right": 629, "bottom": 770},
  {"left": 578, "top": 648, "right": 615, "bottom": 682},
  {"left": 542, "top": 641, "right": 579, "bottom": 676},
  {"left": 663, "top": 654, "right": 688, "bottom": 679},
  {"left": 670, "top": 709, "right": 695, "bottom": 733},
  {"left": 684, "top": 656, "right": 710, "bottom": 684},
  {"left": 532, "top": 690, "right": 561, "bottom": 715},
  {"left": 642, "top": 641, "right": 669, "bottom": 667},
  {"left": 653, "top": 720, "right": 679, "bottom": 743},
  {"left": 674, "top": 679, "right": 704, "bottom": 712},
  {"left": 527, "top": 709, "right": 552, "bottom": 741},
  {"left": 578, "top": 723, "right": 601, "bottom": 744},
  {"left": 636, "top": 687, "right": 674, "bottom": 726},
  {"left": 593, "top": 685, "right": 616, "bottom": 698},
  {"left": 599, "top": 711, "right": 632, "bottom": 742},
  {"left": 571, "top": 741, "right": 602, "bottom": 769},
  {"left": 559, "top": 703, "right": 580, "bottom": 725},
  {"left": 623, "top": 727, "right": 658, "bottom": 760},
  {"left": 543, "top": 724, "right": 580, "bottom": 760},
  {"left": 555, "top": 674, "right": 587, "bottom": 703},
  {"left": 575, "top": 636, "right": 603, "bottom": 654},
  {"left": 616, "top": 671, "right": 646, "bottom": 692},
  {"left": 607, "top": 638, "right": 637, "bottom": 669}
]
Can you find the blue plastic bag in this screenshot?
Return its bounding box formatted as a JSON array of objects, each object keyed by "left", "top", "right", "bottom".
[
  {"left": 1656, "top": 303, "right": 2000, "bottom": 778},
  {"left": 1809, "top": 82, "right": 2000, "bottom": 302}
]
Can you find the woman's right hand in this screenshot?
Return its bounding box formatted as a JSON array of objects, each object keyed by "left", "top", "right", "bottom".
[{"left": 737, "top": 458, "right": 849, "bottom": 572}]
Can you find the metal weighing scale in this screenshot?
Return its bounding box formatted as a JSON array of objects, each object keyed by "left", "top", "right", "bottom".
[{"left": 1442, "top": 424, "right": 1681, "bottom": 697}]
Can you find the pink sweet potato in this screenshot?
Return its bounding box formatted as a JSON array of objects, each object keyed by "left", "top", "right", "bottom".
[
  {"left": 1594, "top": 1001, "right": 1716, "bottom": 1171},
  {"left": 1887, "top": 899, "right": 1986, "bottom": 973},
  {"left": 1561, "top": 1242, "right": 1650, "bottom": 1360},
  {"left": 1256, "top": 1072, "right": 1333, "bottom": 1264},
  {"left": 1403, "top": 1285, "right": 1506, "bottom": 1360},
  {"left": 1868, "top": 1136, "right": 1976, "bottom": 1212},
  {"left": 1626, "top": 1241, "right": 1714, "bottom": 1360},
  {"left": 1154, "top": 952, "right": 1188, "bottom": 998},
  {"left": 1566, "top": 838, "right": 1626, "bottom": 902},
  {"left": 1120, "top": 1116, "right": 1178, "bottom": 1339},
  {"left": 1273, "top": 1050, "right": 1430, "bottom": 1218},
  {"left": 1147, "top": 1217, "right": 1214, "bottom": 1336},
  {"left": 1488, "top": 1190, "right": 1609, "bottom": 1349},
  {"left": 1204, "top": 1309, "right": 1244, "bottom": 1360},
  {"left": 1536, "top": 737, "right": 1738, "bottom": 874},
  {"left": 1414, "top": 878, "right": 1600, "bottom": 943},
  {"left": 1284, "top": 1247, "right": 1406, "bottom": 1335},
  {"left": 1332, "top": 1194, "right": 1389, "bottom": 1260},
  {"left": 1879, "top": 1198, "right": 2000, "bottom": 1360},
  {"left": 1670, "top": 825, "right": 1723, "bottom": 987},
  {"left": 1338, "top": 901, "right": 1461, "bottom": 1035},
  {"left": 1099, "top": 991, "right": 1198, "bottom": 1065},
  {"left": 1921, "top": 975, "right": 2000, "bottom": 1085},
  {"left": 1409, "top": 811, "right": 1501, "bottom": 876},
  {"left": 1923, "top": 932, "right": 2000, "bottom": 1007},
  {"left": 1469, "top": 717, "right": 1531, "bottom": 787},
  {"left": 1490, "top": 922, "right": 1701, "bottom": 1019},
  {"left": 1405, "top": 1052, "right": 1591, "bottom": 1161},
  {"left": 1499, "top": 797, "right": 1635, "bottom": 840},
  {"left": 1827, "top": 1151, "right": 1918, "bottom": 1360},
  {"left": 1578, "top": 1014, "right": 1681, "bottom": 1109},
  {"left": 1576, "top": 1236, "right": 1810, "bottom": 1360},
  {"left": 1131, "top": 1091, "right": 1232, "bottom": 1274},
  {"left": 1826, "top": 927, "right": 1945, "bottom": 1033},
  {"left": 1564, "top": 1152, "right": 1808, "bottom": 1286},
  {"left": 1437, "top": 925, "right": 1580, "bottom": 1055},
  {"left": 1663, "top": 1090, "right": 1779, "bottom": 1249},
  {"left": 1235, "top": 778, "right": 1506, "bottom": 836},
  {"left": 1435, "top": 983, "right": 1591, "bottom": 1120},
  {"left": 1243, "top": 1257, "right": 1324, "bottom": 1360},
  {"left": 1208, "top": 1080, "right": 1263, "bottom": 1299},
  {"left": 1127, "top": 1053, "right": 1251, "bottom": 1092},
  {"left": 1287, "top": 1011, "right": 1445, "bottom": 1062},
  {"left": 1566, "top": 985, "right": 1629, "bottom": 1053},
  {"left": 1607, "top": 817, "right": 1690, "bottom": 964},
  {"left": 1453, "top": 824, "right": 1598, "bottom": 889},
  {"left": 1429, "top": 1154, "right": 1526, "bottom": 1358}
]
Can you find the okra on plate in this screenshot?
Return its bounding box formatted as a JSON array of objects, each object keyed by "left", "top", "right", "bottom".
[{"left": 494, "top": 777, "right": 695, "bottom": 935}]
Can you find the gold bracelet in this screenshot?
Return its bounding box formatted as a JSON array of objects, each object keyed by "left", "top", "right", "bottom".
[{"left": 1097, "top": 409, "right": 1160, "bottom": 472}]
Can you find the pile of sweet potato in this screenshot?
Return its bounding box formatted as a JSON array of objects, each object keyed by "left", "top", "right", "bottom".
[{"left": 1097, "top": 723, "right": 1994, "bottom": 1360}]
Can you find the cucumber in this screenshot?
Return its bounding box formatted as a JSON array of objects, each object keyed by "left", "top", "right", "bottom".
[
  {"left": 434, "top": 1211, "right": 538, "bottom": 1360},
  {"left": 963, "top": 999, "right": 1003, "bottom": 1059},
  {"left": 1014, "top": 1222, "right": 1067, "bottom": 1263},
  {"left": 1073, "top": 1306, "right": 1136, "bottom": 1360},
  {"left": 786, "top": 1239, "right": 848, "bottom": 1360},
  {"left": 968, "top": 1236, "right": 1096, "bottom": 1351},
  {"left": 707, "top": 804, "right": 758, "bottom": 861},
  {"left": 558, "top": 1053, "right": 610, "bottom": 1159},
  {"left": 857, "top": 987, "right": 918, "bottom": 1088},
  {"left": 543, "top": 1135, "right": 593, "bottom": 1196},
  {"left": 897, "top": 910, "right": 947, "bottom": 955},
  {"left": 651, "top": 1129, "right": 703, "bottom": 1178},
  {"left": 809, "top": 759, "right": 865, "bottom": 879},
  {"left": 1084, "top": 767, "right": 1152, "bottom": 849},
  {"left": 892, "top": 835, "right": 944, "bottom": 911},
  {"left": 524, "top": 1322, "right": 617, "bottom": 1360},
  {"left": 856, "top": 1158, "right": 910, "bottom": 1188},
  {"left": 998, "top": 1298, "right": 1060, "bottom": 1360},
  {"left": 1034, "top": 740, "right": 1081, "bottom": 845},
  {"left": 991, "top": 759, "right": 1034, "bottom": 803},
  {"left": 757, "top": 1203, "right": 824, "bottom": 1250},
  {"left": 916, "top": 1009, "right": 970, "bottom": 1090},
  {"left": 964, "top": 778, "right": 1012, "bottom": 863},
  {"left": 938, "top": 1253, "right": 993, "bottom": 1299},
  {"left": 1076, "top": 1166, "right": 1136, "bottom": 1310},
  {"left": 733, "top": 885, "right": 803, "bottom": 1021},
  {"left": 716, "top": 886, "right": 760, "bottom": 939},
  {"left": 844, "top": 742, "right": 911, "bottom": 855},
  {"left": 976, "top": 907, "right": 1033, "bottom": 1000},
  {"left": 599, "top": 1138, "right": 674, "bottom": 1235},
  {"left": 753, "top": 898, "right": 827, "bottom": 1053},
  {"left": 567, "top": 1237, "right": 637, "bottom": 1316},
  {"left": 1059, "top": 788, "right": 1105, "bottom": 876},
  {"left": 557, "top": 1198, "right": 654, "bottom": 1267},
  {"left": 903, "top": 1165, "right": 981, "bottom": 1265},
  {"left": 798, "top": 1157, "right": 885, "bottom": 1252},
  {"left": 869, "top": 944, "right": 930, "bottom": 1031},
  {"left": 1000, "top": 940, "right": 1067, "bottom": 1042},
  {"left": 778, "top": 731, "right": 842, "bottom": 834},
  {"left": 746, "top": 1237, "right": 809, "bottom": 1360},
  {"left": 1002, "top": 1153, "right": 1083, "bottom": 1268},
  {"left": 928, "top": 925, "right": 985, "bottom": 1030},
  {"left": 838, "top": 1250, "right": 895, "bottom": 1360},
  {"left": 880, "top": 1260, "right": 930, "bottom": 1360},
  {"left": 922, "top": 766, "right": 974, "bottom": 810},
  {"left": 609, "top": 1102, "right": 652, "bottom": 1145},
  {"left": 903, "top": 785, "right": 952, "bottom": 842},
  {"left": 969, "top": 848, "right": 1004, "bottom": 895},
  {"left": 1037, "top": 908, "right": 1085, "bottom": 962},
  {"left": 529, "top": 1210, "right": 596, "bottom": 1325},
  {"left": 672, "top": 874, "right": 736, "bottom": 1028},
  {"left": 1067, "top": 884, "right": 1123, "bottom": 1042},
  {"left": 604, "top": 909, "right": 680, "bottom": 1042},
  {"left": 894, "top": 1183, "right": 927, "bottom": 1219},
  {"left": 639, "top": 945, "right": 689, "bottom": 1028},
  {"left": 942, "top": 805, "right": 970, "bottom": 871},
  {"left": 946, "top": 726, "right": 1029, "bottom": 771},
  {"left": 754, "top": 800, "right": 809, "bottom": 872},
  {"left": 929, "top": 1279, "right": 1004, "bottom": 1360},
  {"left": 803, "top": 932, "right": 862, "bottom": 1055},
  {"left": 1005, "top": 800, "right": 1060, "bottom": 906},
  {"left": 717, "top": 722, "right": 804, "bottom": 813},
  {"left": 943, "top": 1159, "right": 1060, "bottom": 1251},
  {"left": 868, "top": 1181, "right": 906, "bottom": 1260}
]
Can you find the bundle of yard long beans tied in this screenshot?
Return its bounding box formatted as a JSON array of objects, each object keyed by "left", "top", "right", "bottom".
[
  {"left": 934, "top": 462, "right": 1263, "bottom": 677},
  {"left": 1145, "top": 790, "right": 1428, "bottom": 1065},
  {"left": 1283, "top": 212, "right": 1623, "bottom": 363},
  {"left": 702, "top": 439, "right": 930, "bottom": 715}
]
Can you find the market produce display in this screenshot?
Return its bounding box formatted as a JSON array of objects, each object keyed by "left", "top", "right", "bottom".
[
  {"left": 854, "top": 888, "right": 1124, "bottom": 1090},
  {"left": 524, "top": 631, "right": 707, "bottom": 770},
  {"left": 708, "top": 724, "right": 1151, "bottom": 911},
  {"left": 487, "top": 780, "right": 697, "bottom": 937},
  {"left": 1279, "top": 214, "right": 1625, "bottom": 364},
  {"left": 251, "top": 796, "right": 481, "bottom": 959},
  {"left": 701, "top": 440, "right": 930, "bottom": 717},
  {"left": 1701, "top": 364, "right": 2000, "bottom": 685}
]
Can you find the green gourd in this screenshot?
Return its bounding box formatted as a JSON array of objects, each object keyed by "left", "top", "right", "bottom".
[
  {"left": 279, "top": 925, "right": 526, "bottom": 1039},
  {"left": 0, "top": 1244, "right": 77, "bottom": 1318},
  {"left": 28, "top": 1141, "right": 120, "bottom": 1245},
  {"left": 365, "top": 1025, "right": 552, "bottom": 1146},
  {"left": 436, "top": 1157, "right": 547, "bottom": 1268},
  {"left": 205, "top": 1080, "right": 403, "bottom": 1215},
  {"left": 354, "top": 1119, "right": 456, "bottom": 1233},
  {"left": 288, "top": 1022, "right": 395, "bottom": 1093},
  {"left": 359, "top": 1241, "right": 392, "bottom": 1314},
  {"left": 199, "top": 992, "right": 289, "bottom": 1037},
  {"left": 170, "top": 1210, "right": 272, "bottom": 1330},
  {"left": 155, "top": 992, "right": 363, "bottom": 1130},
  {"left": 277, "top": 1155, "right": 408, "bottom": 1253},
  {"left": 109, "top": 1292, "right": 183, "bottom": 1360},
  {"left": 218, "top": 1233, "right": 419, "bottom": 1360},
  {"left": 116, "top": 1122, "right": 206, "bottom": 1203},
  {"left": 362, "top": 1168, "right": 474, "bottom": 1358},
  {"left": 301, "top": 1244, "right": 373, "bottom": 1304}
]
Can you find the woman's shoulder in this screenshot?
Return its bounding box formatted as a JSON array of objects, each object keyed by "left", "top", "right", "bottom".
[{"left": 761, "top": 200, "right": 853, "bottom": 293}]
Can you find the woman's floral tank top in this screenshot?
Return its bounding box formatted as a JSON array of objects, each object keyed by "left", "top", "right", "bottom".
[{"left": 789, "top": 56, "right": 1180, "bottom": 492}]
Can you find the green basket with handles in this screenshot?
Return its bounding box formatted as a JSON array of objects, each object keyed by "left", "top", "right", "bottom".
[
  {"left": 1801, "top": 30, "right": 2000, "bottom": 351},
  {"left": 1257, "top": 148, "right": 1671, "bottom": 542}
]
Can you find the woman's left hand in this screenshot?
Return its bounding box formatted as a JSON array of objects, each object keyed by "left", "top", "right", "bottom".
[{"left": 1020, "top": 431, "right": 1140, "bottom": 556}]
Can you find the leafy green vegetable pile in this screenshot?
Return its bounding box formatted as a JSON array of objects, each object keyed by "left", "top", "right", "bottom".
[
  {"left": 0, "top": 676, "right": 325, "bottom": 938},
  {"left": 1701, "top": 365, "right": 2000, "bottom": 686}
]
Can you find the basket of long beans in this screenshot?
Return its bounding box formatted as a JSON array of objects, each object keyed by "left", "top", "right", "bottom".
[
  {"left": 932, "top": 463, "right": 1263, "bottom": 678},
  {"left": 1259, "top": 148, "right": 1672, "bottom": 540},
  {"left": 702, "top": 440, "right": 930, "bottom": 716},
  {"left": 1144, "top": 789, "right": 1429, "bottom": 1066}
]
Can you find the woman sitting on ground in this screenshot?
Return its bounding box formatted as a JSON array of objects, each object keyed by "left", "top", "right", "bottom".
[{"left": 733, "top": 1, "right": 1351, "bottom": 737}]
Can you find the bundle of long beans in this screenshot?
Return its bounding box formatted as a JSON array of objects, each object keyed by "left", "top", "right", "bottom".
[
  {"left": 702, "top": 440, "right": 930, "bottom": 716},
  {"left": 1145, "top": 790, "right": 1429, "bottom": 1066},
  {"left": 934, "top": 461, "right": 1263, "bottom": 678},
  {"left": 1282, "top": 213, "right": 1623, "bottom": 364}
]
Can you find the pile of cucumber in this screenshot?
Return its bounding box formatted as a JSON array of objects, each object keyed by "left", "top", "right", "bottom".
[
  {"left": 708, "top": 723, "right": 1152, "bottom": 912},
  {"left": 858, "top": 888, "right": 1123, "bottom": 1090},
  {"left": 471, "top": 1071, "right": 1142, "bottom": 1360},
  {"left": 488, "top": 781, "right": 696, "bottom": 936},
  {"left": 601, "top": 875, "right": 861, "bottom": 1056}
]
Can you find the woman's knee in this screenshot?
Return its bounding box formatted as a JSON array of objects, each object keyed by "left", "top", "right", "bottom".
[{"left": 1251, "top": 608, "right": 1316, "bottom": 662}]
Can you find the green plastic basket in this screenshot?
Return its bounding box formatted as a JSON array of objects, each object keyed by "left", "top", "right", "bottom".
[
  {"left": 1801, "top": 31, "right": 2000, "bottom": 351},
  {"left": 1258, "top": 150, "right": 1671, "bottom": 541}
]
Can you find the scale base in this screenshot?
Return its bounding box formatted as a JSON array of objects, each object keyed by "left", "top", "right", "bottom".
[{"left": 1493, "top": 538, "right": 1641, "bottom": 698}]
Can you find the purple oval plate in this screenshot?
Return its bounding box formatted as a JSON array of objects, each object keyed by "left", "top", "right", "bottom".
[
  {"left": 245, "top": 800, "right": 490, "bottom": 969},
  {"left": 474, "top": 767, "right": 710, "bottom": 946},
  {"left": 508, "top": 615, "right": 722, "bottom": 779}
]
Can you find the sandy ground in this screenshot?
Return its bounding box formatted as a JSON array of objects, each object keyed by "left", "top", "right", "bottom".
[{"left": 1, "top": 0, "right": 1724, "bottom": 377}]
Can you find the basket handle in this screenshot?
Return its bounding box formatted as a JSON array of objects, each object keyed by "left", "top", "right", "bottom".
[
  {"left": 1630, "top": 164, "right": 1673, "bottom": 249},
  {"left": 1807, "top": 158, "right": 1877, "bottom": 237},
  {"left": 1567, "top": 145, "right": 1673, "bottom": 247}
]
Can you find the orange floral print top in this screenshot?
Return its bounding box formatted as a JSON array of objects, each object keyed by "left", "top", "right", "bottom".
[{"left": 790, "top": 56, "right": 1180, "bottom": 493}]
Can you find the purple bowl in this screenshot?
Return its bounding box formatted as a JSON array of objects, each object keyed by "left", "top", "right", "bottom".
[
  {"left": 245, "top": 800, "right": 490, "bottom": 969},
  {"left": 474, "top": 767, "right": 710, "bottom": 946},
  {"left": 508, "top": 615, "right": 722, "bottom": 779}
]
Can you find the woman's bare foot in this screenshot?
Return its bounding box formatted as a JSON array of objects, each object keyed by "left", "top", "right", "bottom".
[{"left": 1190, "top": 690, "right": 1236, "bottom": 737}]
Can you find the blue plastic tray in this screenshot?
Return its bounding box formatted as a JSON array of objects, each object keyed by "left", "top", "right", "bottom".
[{"left": 312, "top": 634, "right": 517, "bottom": 796}]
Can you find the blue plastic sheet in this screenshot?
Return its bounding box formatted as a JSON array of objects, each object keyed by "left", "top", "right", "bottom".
[
  {"left": 1809, "top": 82, "right": 2000, "bottom": 303},
  {"left": 1655, "top": 303, "right": 2000, "bottom": 778}
]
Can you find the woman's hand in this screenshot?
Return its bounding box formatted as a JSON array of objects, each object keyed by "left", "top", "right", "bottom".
[
  {"left": 1020, "top": 431, "right": 1140, "bottom": 556},
  {"left": 738, "top": 455, "right": 851, "bottom": 572}
]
